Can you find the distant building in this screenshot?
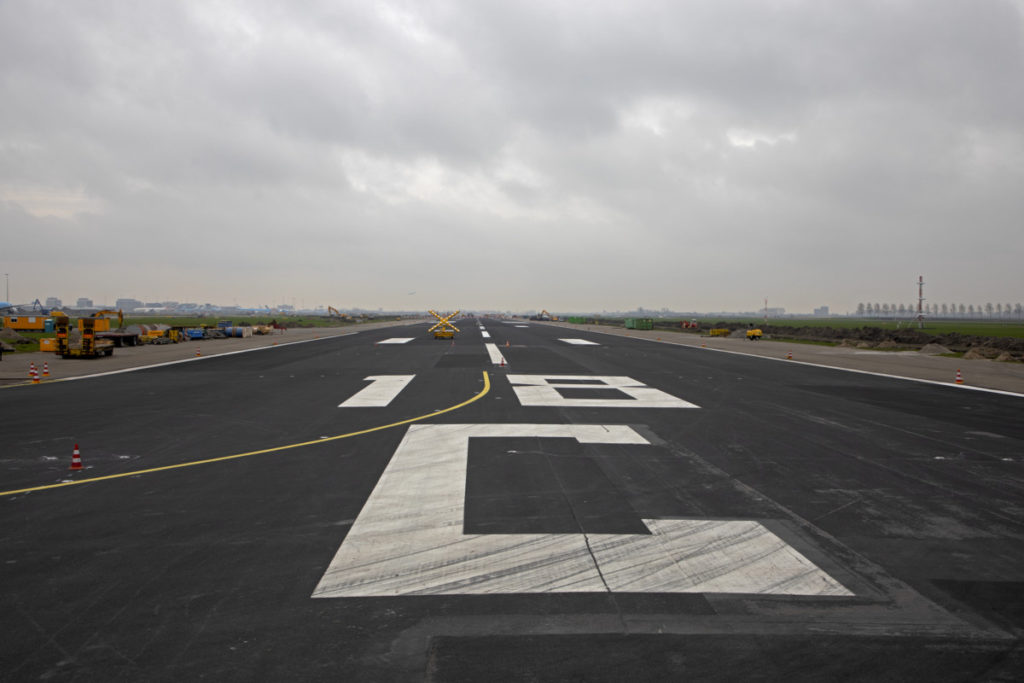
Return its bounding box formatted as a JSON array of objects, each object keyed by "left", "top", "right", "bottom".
[
  {"left": 813, "top": 306, "right": 830, "bottom": 316},
  {"left": 765, "top": 307, "right": 786, "bottom": 316},
  {"left": 76, "top": 297, "right": 94, "bottom": 308},
  {"left": 115, "top": 298, "right": 143, "bottom": 312},
  {"left": 45, "top": 296, "right": 62, "bottom": 309}
]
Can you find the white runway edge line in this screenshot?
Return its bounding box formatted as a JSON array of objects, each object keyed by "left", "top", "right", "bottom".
[
  {"left": 558, "top": 325, "right": 1024, "bottom": 399},
  {"left": 312, "top": 424, "right": 852, "bottom": 597},
  {"left": 559, "top": 338, "right": 599, "bottom": 345},
  {"left": 34, "top": 333, "right": 358, "bottom": 384},
  {"left": 377, "top": 338, "right": 414, "bottom": 344},
  {"left": 339, "top": 375, "right": 415, "bottom": 407},
  {"left": 485, "top": 343, "right": 507, "bottom": 366}
]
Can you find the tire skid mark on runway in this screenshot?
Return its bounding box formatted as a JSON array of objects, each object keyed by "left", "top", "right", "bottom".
[{"left": 0, "top": 372, "right": 491, "bottom": 498}]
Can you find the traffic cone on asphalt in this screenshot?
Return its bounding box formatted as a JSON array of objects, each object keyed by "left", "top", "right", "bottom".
[
  {"left": 787, "top": 351, "right": 793, "bottom": 360},
  {"left": 701, "top": 342, "right": 706, "bottom": 348},
  {"left": 505, "top": 340, "right": 510, "bottom": 348},
  {"left": 29, "top": 362, "right": 36, "bottom": 378},
  {"left": 31, "top": 366, "right": 39, "bottom": 384},
  {"left": 500, "top": 358, "right": 505, "bottom": 367},
  {"left": 42, "top": 362, "right": 49, "bottom": 377},
  {"left": 70, "top": 444, "right": 82, "bottom": 470},
  {"left": 195, "top": 347, "right": 201, "bottom": 357},
  {"left": 955, "top": 369, "right": 964, "bottom": 384}
]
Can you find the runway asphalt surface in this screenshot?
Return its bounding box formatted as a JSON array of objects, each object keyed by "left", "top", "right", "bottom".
[{"left": 2, "top": 319, "right": 1022, "bottom": 681}]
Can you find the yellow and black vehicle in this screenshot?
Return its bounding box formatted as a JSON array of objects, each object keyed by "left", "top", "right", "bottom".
[{"left": 54, "top": 315, "right": 114, "bottom": 358}]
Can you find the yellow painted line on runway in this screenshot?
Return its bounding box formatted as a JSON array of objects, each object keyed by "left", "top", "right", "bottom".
[{"left": 0, "top": 371, "right": 491, "bottom": 498}]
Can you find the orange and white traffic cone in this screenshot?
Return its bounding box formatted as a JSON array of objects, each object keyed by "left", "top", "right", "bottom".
[
  {"left": 955, "top": 369, "right": 964, "bottom": 384},
  {"left": 500, "top": 358, "right": 505, "bottom": 367},
  {"left": 701, "top": 342, "right": 706, "bottom": 348},
  {"left": 29, "top": 362, "right": 36, "bottom": 378},
  {"left": 787, "top": 351, "right": 793, "bottom": 360},
  {"left": 505, "top": 340, "right": 510, "bottom": 348},
  {"left": 70, "top": 444, "right": 82, "bottom": 470},
  {"left": 196, "top": 347, "right": 201, "bottom": 357},
  {"left": 42, "top": 362, "right": 49, "bottom": 377},
  {"left": 31, "top": 367, "right": 39, "bottom": 384}
]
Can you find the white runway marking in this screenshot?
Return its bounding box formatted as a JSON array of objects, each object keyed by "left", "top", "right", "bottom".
[
  {"left": 377, "top": 338, "right": 414, "bottom": 344},
  {"left": 482, "top": 331, "right": 491, "bottom": 339},
  {"left": 339, "top": 375, "right": 415, "bottom": 407},
  {"left": 515, "top": 325, "right": 529, "bottom": 328},
  {"left": 485, "top": 343, "right": 507, "bottom": 366},
  {"left": 507, "top": 375, "right": 699, "bottom": 408},
  {"left": 559, "top": 338, "right": 599, "bottom": 345},
  {"left": 312, "top": 424, "right": 850, "bottom": 597}
]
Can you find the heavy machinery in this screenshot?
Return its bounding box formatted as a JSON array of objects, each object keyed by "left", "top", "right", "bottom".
[
  {"left": 327, "top": 306, "right": 353, "bottom": 320},
  {"left": 428, "top": 310, "right": 459, "bottom": 339},
  {"left": 53, "top": 314, "right": 114, "bottom": 358},
  {"left": 746, "top": 328, "right": 763, "bottom": 340},
  {"left": 79, "top": 309, "right": 124, "bottom": 332}
]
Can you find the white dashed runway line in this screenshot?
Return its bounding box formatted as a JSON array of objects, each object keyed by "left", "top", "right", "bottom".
[
  {"left": 485, "top": 343, "right": 508, "bottom": 366},
  {"left": 377, "top": 338, "right": 414, "bottom": 344},
  {"left": 559, "top": 338, "right": 599, "bottom": 345}
]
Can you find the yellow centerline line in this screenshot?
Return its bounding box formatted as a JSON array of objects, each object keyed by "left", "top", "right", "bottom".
[{"left": 0, "top": 371, "right": 491, "bottom": 498}]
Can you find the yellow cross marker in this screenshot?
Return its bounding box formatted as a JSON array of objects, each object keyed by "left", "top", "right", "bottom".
[{"left": 428, "top": 310, "right": 460, "bottom": 339}]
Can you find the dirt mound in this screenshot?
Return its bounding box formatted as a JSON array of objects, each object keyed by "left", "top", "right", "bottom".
[
  {"left": 963, "top": 347, "right": 1001, "bottom": 360},
  {"left": 856, "top": 341, "right": 873, "bottom": 349},
  {"left": 875, "top": 340, "right": 900, "bottom": 349},
  {"left": 919, "top": 343, "right": 952, "bottom": 355},
  {"left": 996, "top": 352, "right": 1018, "bottom": 362},
  {"left": 0, "top": 328, "right": 30, "bottom": 344}
]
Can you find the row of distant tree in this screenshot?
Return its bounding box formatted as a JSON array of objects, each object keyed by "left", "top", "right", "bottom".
[{"left": 855, "top": 302, "right": 1024, "bottom": 319}]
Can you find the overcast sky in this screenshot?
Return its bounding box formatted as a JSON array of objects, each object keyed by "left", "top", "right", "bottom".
[{"left": 2, "top": 0, "right": 1022, "bottom": 314}]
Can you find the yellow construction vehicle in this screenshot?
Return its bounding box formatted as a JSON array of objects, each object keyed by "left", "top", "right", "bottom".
[
  {"left": 746, "top": 328, "right": 763, "bottom": 340},
  {"left": 54, "top": 315, "right": 114, "bottom": 358},
  {"left": 429, "top": 310, "right": 460, "bottom": 339},
  {"left": 79, "top": 309, "right": 124, "bottom": 332}
]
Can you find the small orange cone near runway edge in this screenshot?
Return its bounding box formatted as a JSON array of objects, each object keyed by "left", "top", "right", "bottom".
[
  {"left": 505, "top": 340, "right": 510, "bottom": 348},
  {"left": 500, "top": 358, "right": 505, "bottom": 367},
  {"left": 196, "top": 347, "right": 201, "bottom": 357},
  {"left": 42, "top": 362, "right": 49, "bottom": 377},
  {"left": 31, "top": 367, "right": 40, "bottom": 384},
  {"left": 701, "top": 342, "right": 706, "bottom": 348},
  {"left": 955, "top": 369, "right": 964, "bottom": 384},
  {"left": 70, "top": 444, "right": 82, "bottom": 470},
  {"left": 29, "top": 362, "right": 36, "bottom": 378},
  {"left": 787, "top": 351, "right": 793, "bottom": 360}
]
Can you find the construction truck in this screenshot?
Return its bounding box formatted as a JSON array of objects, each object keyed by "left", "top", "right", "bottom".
[
  {"left": 79, "top": 309, "right": 124, "bottom": 332},
  {"left": 746, "top": 328, "right": 763, "bottom": 340},
  {"left": 429, "top": 310, "right": 459, "bottom": 339},
  {"left": 54, "top": 315, "right": 114, "bottom": 358}
]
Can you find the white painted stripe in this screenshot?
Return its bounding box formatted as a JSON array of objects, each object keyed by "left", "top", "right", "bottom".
[
  {"left": 558, "top": 326, "right": 1024, "bottom": 399},
  {"left": 515, "top": 325, "right": 529, "bottom": 328},
  {"left": 37, "top": 334, "right": 357, "bottom": 384},
  {"left": 339, "top": 375, "right": 415, "bottom": 407},
  {"left": 312, "top": 424, "right": 850, "bottom": 597},
  {"left": 482, "top": 331, "right": 491, "bottom": 339},
  {"left": 559, "top": 338, "right": 599, "bottom": 345},
  {"left": 507, "top": 374, "right": 699, "bottom": 408},
  {"left": 377, "top": 337, "right": 414, "bottom": 344},
  {"left": 485, "top": 343, "right": 507, "bottom": 366}
]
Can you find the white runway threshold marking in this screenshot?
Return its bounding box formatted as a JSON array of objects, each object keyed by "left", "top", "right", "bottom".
[
  {"left": 312, "top": 424, "right": 851, "bottom": 597},
  {"left": 339, "top": 375, "right": 415, "bottom": 407},
  {"left": 377, "top": 338, "right": 414, "bottom": 345},
  {"left": 482, "top": 331, "right": 491, "bottom": 339},
  {"left": 508, "top": 375, "right": 699, "bottom": 408},
  {"left": 485, "top": 343, "right": 507, "bottom": 366},
  {"left": 559, "top": 338, "right": 599, "bottom": 345}
]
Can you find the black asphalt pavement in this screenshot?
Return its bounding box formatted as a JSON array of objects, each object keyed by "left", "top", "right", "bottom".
[{"left": 2, "top": 320, "right": 1022, "bottom": 681}]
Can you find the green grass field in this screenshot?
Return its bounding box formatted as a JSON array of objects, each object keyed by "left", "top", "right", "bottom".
[{"left": 630, "top": 317, "right": 1024, "bottom": 338}]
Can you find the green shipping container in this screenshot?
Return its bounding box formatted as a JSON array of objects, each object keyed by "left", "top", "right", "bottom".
[
  {"left": 624, "top": 318, "right": 653, "bottom": 330},
  {"left": 568, "top": 316, "right": 586, "bottom": 324}
]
